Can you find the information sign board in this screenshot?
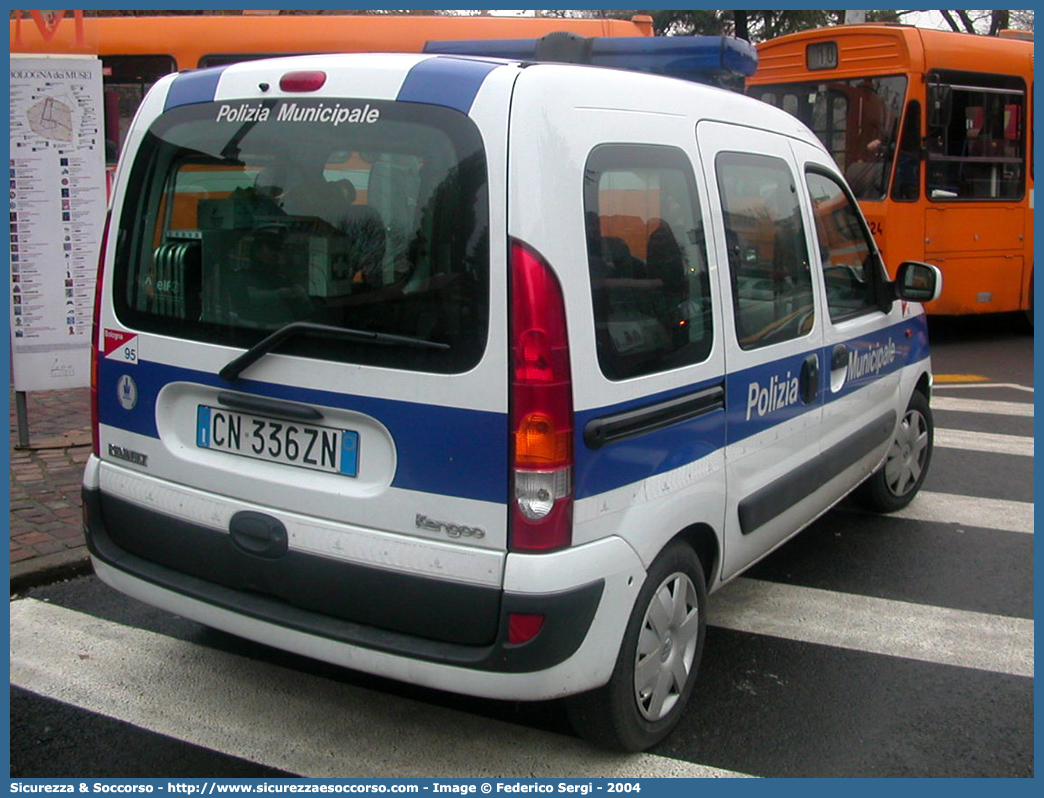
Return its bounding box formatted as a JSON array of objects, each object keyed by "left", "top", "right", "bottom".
[{"left": 10, "top": 54, "right": 105, "bottom": 391}]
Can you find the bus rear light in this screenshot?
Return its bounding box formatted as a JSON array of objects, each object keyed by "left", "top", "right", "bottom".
[
  {"left": 509, "top": 239, "right": 574, "bottom": 553},
  {"left": 280, "top": 71, "right": 326, "bottom": 92}
]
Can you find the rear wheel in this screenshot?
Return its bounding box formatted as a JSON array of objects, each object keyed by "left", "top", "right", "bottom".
[
  {"left": 566, "top": 540, "right": 706, "bottom": 752},
  {"left": 859, "top": 390, "right": 933, "bottom": 512}
]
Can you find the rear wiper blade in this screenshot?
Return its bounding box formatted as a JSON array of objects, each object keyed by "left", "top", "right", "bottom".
[{"left": 219, "top": 321, "right": 449, "bottom": 382}]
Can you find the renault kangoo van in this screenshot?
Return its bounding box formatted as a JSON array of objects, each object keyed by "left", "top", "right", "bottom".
[{"left": 85, "top": 39, "right": 941, "bottom": 751}]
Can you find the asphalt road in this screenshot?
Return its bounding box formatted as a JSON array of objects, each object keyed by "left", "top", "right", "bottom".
[{"left": 10, "top": 314, "right": 1034, "bottom": 779}]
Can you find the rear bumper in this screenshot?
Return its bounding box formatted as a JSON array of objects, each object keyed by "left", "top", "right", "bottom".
[{"left": 82, "top": 459, "right": 645, "bottom": 699}]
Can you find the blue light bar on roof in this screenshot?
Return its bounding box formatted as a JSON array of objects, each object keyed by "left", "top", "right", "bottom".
[{"left": 423, "top": 34, "right": 758, "bottom": 80}]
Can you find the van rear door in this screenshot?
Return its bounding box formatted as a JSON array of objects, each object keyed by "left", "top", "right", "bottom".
[{"left": 93, "top": 56, "right": 513, "bottom": 646}]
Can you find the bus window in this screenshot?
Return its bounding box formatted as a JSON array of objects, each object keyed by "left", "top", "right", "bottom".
[
  {"left": 750, "top": 76, "right": 907, "bottom": 202},
  {"left": 891, "top": 101, "right": 921, "bottom": 202},
  {"left": 102, "top": 54, "right": 176, "bottom": 162},
  {"left": 925, "top": 73, "right": 1026, "bottom": 201},
  {"left": 747, "top": 26, "right": 1034, "bottom": 320}
]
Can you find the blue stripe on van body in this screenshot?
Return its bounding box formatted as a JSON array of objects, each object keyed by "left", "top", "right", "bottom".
[
  {"left": 723, "top": 316, "right": 928, "bottom": 444},
  {"left": 573, "top": 378, "right": 727, "bottom": 501},
  {"left": 574, "top": 315, "right": 930, "bottom": 500},
  {"left": 96, "top": 358, "right": 508, "bottom": 504},
  {"left": 395, "top": 57, "right": 500, "bottom": 114},
  {"left": 163, "top": 65, "right": 230, "bottom": 111},
  {"left": 98, "top": 316, "right": 928, "bottom": 506},
  {"left": 829, "top": 314, "right": 930, "bottom": 400}
]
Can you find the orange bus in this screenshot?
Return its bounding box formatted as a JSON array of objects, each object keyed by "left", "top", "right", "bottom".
[
  {"left": 10, "top": 11, "right": 653, "bottom": 164},
  {"left": 746, "top": 24, "right": 1034, "bottom": 324}
]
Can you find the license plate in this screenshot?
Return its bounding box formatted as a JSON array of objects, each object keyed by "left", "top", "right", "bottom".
[{"left": 196, "top": 405, "right": 358, "bottom": 477}]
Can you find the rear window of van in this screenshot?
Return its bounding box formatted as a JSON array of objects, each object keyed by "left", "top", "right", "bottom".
[{"left": 113, "top": 98, "right": 489, "bottom": 374}]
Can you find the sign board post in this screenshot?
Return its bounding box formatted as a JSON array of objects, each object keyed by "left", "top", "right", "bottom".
[{"left": 9, "top": 53, "right": 106, "bottom": 445}]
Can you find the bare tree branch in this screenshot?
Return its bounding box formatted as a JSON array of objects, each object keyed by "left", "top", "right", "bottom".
[
  {"left": 939, "top": 11, "right": 963, "bottom": 32},
  {"left": 989, "top": 10, "right": 1011, "bottom": 35},
  {"left": 734, "top": 10, "right": 749, "bottom": 42},
  {"left": 956, "top": 10, "right": 978, "bottom": 33}
]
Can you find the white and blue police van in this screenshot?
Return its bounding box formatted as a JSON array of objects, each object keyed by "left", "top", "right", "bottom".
[{"left": 84, "top": 34, "right": 941, "bottom": 751}]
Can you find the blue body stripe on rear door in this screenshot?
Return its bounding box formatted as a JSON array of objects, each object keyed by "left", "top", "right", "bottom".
[
  {"left": 164, "top": 65, "right": 229, "bottom": 111},
  {"left": 396, "top": 57, "right": 500, "bottom": 113},
  {"left": 96, "top": 358, "right": 508, "bottom": 504}
]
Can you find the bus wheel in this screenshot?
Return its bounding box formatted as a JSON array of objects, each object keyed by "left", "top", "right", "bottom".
[
  {"left": 859, "top": 390, "right": 934, "bottom": 513},
  {"left": 566, "top": 541, "right": 706, "bottom": 752}
]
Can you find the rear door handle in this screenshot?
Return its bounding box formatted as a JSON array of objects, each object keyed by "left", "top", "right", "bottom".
[
  {"left": 831, "top": 344, "right": 849, "bottom": 372},
  {"left": 829, "top": 344, "right": 850, "bottom": 393},
  {"left": 800, "top": 353, "right": 820, "bottom": 404}
]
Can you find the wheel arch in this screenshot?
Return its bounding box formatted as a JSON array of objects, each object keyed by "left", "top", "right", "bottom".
[
  {"left": 672, "top": 522, "right": 720, "bottom": 589},
  {"left": 917, "top": 370, "right": 932, "bottom": 403}
]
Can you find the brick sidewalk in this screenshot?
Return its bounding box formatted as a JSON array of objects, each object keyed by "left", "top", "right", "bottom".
[{"left": 9, "top": 387, "right": 94, "bottom": 590}]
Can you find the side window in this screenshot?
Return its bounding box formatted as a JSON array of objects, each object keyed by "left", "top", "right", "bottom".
[
  {"left": 891, "top": 101, "right": 922, "bottom": 202},
  {"left": 716, "top": 152, "right": 814, "bottom": 349},
  {"left": 584, "top": 144, "right": 712, "bottom": 381},
  {"left": 806, "top": 170, "right": 880, "bottom": 321},
  {"left": 926, "top": 74, "right": 1026, "bottom": 200}
]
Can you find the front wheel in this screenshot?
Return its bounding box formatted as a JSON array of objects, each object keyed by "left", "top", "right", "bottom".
[
  {"left": 858, "top": 390, "right": 933, "bottom": 512},
  {"left": 566, "top": 541, "right": 707, "bottom": 752}
]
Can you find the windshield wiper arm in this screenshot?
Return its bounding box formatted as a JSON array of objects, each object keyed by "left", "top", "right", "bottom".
[{"left": 219, "top": 321, "right": 449, "bottom": 382}]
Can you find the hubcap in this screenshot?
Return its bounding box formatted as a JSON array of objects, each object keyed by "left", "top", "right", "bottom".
[
  {"left": 633, "top": 572, "right": 700, "bottom": 722},
  {"left": 883, "top": 408, "right": 929, "bottom": 497}
]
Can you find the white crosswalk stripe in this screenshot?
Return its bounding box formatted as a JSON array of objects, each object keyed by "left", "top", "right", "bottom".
[
  {"left": 10, "top": 384, "right": 1032, "bottom": 776},
  {"left": 717, "top": 376, "right": 1035, "bottom": 673},
  {"left": 932, "top": 396, "right": 1034, "bottom": 417},
  {"left": 934, "top": 427, "right": 1033, "bottom": 457},
  {"left": 882, "top": 491, "right": 1034, "bottom": 534},
  {"left": 709, "top": 578, "right": 1033, "bottom": 677},
  {"left": 9, "top": 598, "right": 750, "bottom": 778}
]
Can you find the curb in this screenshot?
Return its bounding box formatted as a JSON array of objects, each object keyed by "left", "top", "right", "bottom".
[
  {"left": 14, "top": 431, "right": 93, "bottom": 451},
  {"left": 10, "top": 545, "right": 93, "bottom": 594}
]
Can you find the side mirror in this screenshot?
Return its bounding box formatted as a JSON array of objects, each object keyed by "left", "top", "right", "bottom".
[{"left": 894, "top": 260, "right": 942, "bottom": 304}]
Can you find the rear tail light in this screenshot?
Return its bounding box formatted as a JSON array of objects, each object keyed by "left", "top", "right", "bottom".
[
  {"left": 508, "top": 613, "right": 546, "bottom": 645},
  {"left": 90, "top": 213, "right": 111, "bottom": 456},
  {"left": 509, "top": 240, "right": 574, "bottom": 553}
]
